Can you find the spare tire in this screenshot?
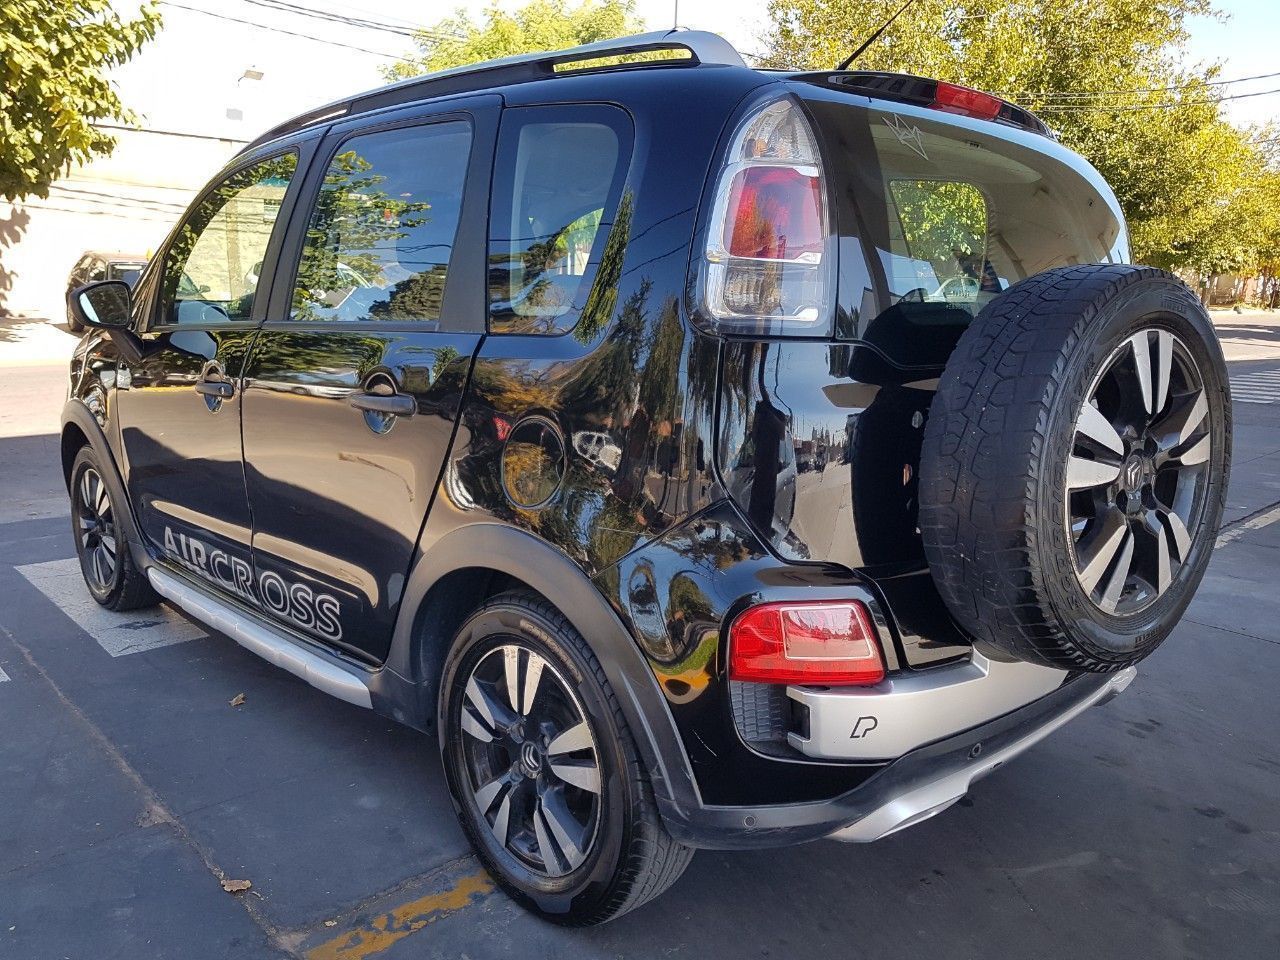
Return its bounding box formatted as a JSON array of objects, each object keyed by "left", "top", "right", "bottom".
[{"left": 919, "top": 265, "right": 1230, "bottom": 672}]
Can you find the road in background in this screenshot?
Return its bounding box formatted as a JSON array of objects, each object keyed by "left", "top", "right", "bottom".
[{"left": 1, "top": 310, "right": 1278, "bottom": 958}]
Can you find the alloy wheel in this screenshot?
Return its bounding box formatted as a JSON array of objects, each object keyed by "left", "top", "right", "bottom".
[
  {"left": 76, "top": 467, "right": 118, "bottom": 592},
  {"left": 458, "top": 644, "right": 601, "bottom": 877},
  {"left": 1066, "top": 328, "right": 1212, "bottom": 616}
]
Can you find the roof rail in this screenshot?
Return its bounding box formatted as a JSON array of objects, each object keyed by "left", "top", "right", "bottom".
[{"left": 242, "top": 30, "right": 746, "bottom": 154}]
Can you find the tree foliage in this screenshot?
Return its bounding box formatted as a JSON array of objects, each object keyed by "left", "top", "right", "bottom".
[
  {"left": 0, "top": 0, "right": 161, "bottom": 201},
  {"left": 382, "top": 0, "right": 643, "bottom": 81},
  {"left": 765, "top": 0, "right": 1280, "bottom": 276}
]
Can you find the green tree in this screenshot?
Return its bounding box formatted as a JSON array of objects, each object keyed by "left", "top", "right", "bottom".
[
  {"left": 0, "top": 1, "right": 161, "bottom": 200},
  {"left": 382, "top": 0, "right": 643, "bottom": 81},
  {"left": 763, "top": 0, "right": 1267, "bottom": 273}
]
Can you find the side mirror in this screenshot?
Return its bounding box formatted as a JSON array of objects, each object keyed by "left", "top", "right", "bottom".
[{"left": 69, "top": 280, "right": 132, "bottom": 330}]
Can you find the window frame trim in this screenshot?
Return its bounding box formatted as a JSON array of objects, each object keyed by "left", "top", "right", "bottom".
[
  {"left": 264, "top": 96, "right": 498, "bottom": 335},
  {"left": 144, "top": 142, "right": 312, "bottom": 335}
]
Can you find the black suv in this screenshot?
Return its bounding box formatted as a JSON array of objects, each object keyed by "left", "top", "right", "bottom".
[{"left": 64, "top": 31, "right": 1229, "bottom": 924}]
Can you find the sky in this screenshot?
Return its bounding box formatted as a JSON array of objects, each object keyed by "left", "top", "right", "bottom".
[{"left": 110, "top": 0, "right": 1278, "bottom": 146}]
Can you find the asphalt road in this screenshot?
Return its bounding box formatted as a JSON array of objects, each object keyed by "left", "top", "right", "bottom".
[{"left": 2, "top": 310, "right": 1279, "bottom": 959}]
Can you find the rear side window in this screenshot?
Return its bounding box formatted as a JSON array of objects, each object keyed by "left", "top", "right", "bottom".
[
  {"left": 291, "top": 121, "right": 472, "bottom": 325},
  {"left": 488, "top": 105, "right": 630, "bottom": 335}
]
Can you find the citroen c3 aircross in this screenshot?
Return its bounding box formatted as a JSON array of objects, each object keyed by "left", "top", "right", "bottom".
[{"left": 64, "top": 30, "right": 1230, "bottom": 924}]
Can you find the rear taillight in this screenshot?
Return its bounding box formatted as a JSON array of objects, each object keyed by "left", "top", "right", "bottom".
[
  {"left": 699, "top": 97, "right": 832, "bottom": 335},
  {"left": 728, "top": 600, "right": 885, "bottom": 686},
  {"left": 932, "top": 81, "right": 1003, "bottom": 121}
]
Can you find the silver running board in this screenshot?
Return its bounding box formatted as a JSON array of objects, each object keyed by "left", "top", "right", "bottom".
[{"left": 147, "top": 567, "right": 373, "bottom": 709}]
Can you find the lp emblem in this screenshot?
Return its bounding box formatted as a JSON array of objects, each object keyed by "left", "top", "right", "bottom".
[{"left": 851, "top": 716, "right": 879, "bottom": 739}]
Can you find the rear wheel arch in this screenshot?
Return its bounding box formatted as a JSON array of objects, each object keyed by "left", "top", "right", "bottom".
[{"left": 389, "top": 524, "right": 699, "bottom": 815}]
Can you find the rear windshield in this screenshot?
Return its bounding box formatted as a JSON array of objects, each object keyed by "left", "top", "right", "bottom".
[{"left": 803, "top": 93, "right": 1126, "bottom": 367}]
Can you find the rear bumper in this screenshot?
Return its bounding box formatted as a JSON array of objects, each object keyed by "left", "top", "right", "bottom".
[{"left": 660, "top": 666, "right": 1135, "bottom": 849}]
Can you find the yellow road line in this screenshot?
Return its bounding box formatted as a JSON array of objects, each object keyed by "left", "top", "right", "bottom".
[{"left": 306, "top": 870, "right": 494, "bottom": 960}]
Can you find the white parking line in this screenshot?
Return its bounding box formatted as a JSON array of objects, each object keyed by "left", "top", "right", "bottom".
[
  {"left": 1230, "top": 368, "right": 1280, "bottom": 404},
  {"left": 16, "top": 558, "right": 205, "bottom": 656},
  {"left": 1217, "top": 502, "right": 1280, "bottom": 549}
]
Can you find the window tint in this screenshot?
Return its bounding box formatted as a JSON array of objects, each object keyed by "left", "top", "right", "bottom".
[
  {"left": 809, "top": 97, "right": 1124, "bottom": 366},
  {"left": 488, "top": 108, "right": 628, "bottom": 335},
  {"left": 291, "top": 121, "right": 471, "bottom": 324},
  {"left": 160, "top": 154, "right": 297, "bottom": 325}
]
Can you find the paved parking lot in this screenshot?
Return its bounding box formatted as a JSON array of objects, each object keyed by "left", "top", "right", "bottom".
[{"left": 2, "top": 311, "right": 1279, "bottom": 959}]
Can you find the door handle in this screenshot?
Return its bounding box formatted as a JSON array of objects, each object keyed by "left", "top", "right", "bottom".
[
  {"left": 195, "top": 379, "right": 235, "bottom": 399},
  {"left": 349, "top": 392, "right": 416, "bottom": 417}
]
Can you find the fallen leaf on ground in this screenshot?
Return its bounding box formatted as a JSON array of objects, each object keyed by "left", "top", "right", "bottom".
[
  {"left": 221, "top": 878, "right": 252, "bottom": 893},
  {"left": 228, "top": 693, "right": 246, "bottom": 708}
]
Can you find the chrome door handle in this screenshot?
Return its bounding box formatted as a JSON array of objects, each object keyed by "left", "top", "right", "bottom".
[
  {"left": 349, "top": 392, "right": 416, "bottom": 417},
  {"left": 195, "top": 379, "right": 235, "bottom": 399}
]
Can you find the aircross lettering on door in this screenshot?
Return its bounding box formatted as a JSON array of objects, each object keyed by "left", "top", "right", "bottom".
[
  {"left": 240, "top": 102, "right": 496, "bottom": 661},
  {"left": 162, "top": 526, "right": 343, "bottom": 639}
]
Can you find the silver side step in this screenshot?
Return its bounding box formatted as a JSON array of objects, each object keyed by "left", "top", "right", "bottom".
[{"left": 147, "top": 567, "right": 373, "bottom": 709}]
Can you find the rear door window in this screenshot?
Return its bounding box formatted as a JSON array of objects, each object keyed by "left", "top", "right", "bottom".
[
  {"left": 290, "top": 120, "right": 472, "bottom": 326},
  {"left": 487, "top": 105, "right": 631, "bottom": 335}
]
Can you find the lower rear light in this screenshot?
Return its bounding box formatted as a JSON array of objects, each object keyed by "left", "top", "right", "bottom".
[
  {"left": 729, "top": 601, "right": 885, "bottom": 686},
  {"left": 699, "top": 96, "right": 832, "bottom": 334},
  {"left": 932, "top": 82, "right": 1003, "bottom": 120}
]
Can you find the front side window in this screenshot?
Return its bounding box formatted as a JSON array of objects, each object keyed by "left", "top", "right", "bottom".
[
  {"left": 291, "top": 121, "right": 472, "bottom": 325},
  {"left": 159, "top": 153, "right": 297, "bottom": 326},
  {"left": 488, "top": 107, "right": 629, "bottom": 335}
]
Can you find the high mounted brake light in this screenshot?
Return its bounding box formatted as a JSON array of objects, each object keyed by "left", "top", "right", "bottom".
[
  {"left": 697, "top": 97, "right": 833, "bottom": 335},
  {"left": 932, "top": 81, "right": 1002, "bottom": 121},
  {"left": 826, "top": 72, "right": 1054, "bottom": 138},
  {"left": 729, "top": 600, "right": 885, "bottom": 686}
]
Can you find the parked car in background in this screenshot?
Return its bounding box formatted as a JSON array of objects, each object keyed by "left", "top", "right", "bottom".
[{"left": 65, "top": 251, "right": 148, "bottom": 330}]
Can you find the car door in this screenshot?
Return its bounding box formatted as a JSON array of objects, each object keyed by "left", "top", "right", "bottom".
[
  {"left": 114, "top": 143, "right": 311, "bottom": 591},
  {"left": 239, "top": 97, "right": 498, "bottom": 662}
]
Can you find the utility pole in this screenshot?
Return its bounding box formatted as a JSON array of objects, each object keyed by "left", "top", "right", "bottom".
[{"left": 674, "top": 0, "right": 679, "bottom": 28}]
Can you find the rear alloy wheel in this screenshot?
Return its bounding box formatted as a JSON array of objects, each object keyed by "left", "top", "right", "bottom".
[
  {"left": 1067, "top": 330, "right": 1212, "bottom": 615},
  {"left": 440, "top": 592, "right": 693, "bottom": 924},
  {"left": 459, "top": 644, "right": 602, "bottom": 877}
]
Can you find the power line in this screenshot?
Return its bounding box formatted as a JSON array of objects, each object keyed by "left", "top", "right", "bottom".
[
  {"left": 1035, "top": 86, "right": 1280, "bottom": 113},
  {"left": 1001, "top": 69, "right": 1280, "bottom": 101},
  {"left": 236, "top": 0, "right": 457, "bottom": 40},
  {"left": 93, "top": 122, "right": 248, "bottom": 144},
  {"left": 160, "top": 1, "right": 417, "bottom": 62}
]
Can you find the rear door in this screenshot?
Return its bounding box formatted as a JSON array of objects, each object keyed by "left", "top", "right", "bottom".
[{"left": 239, "top": 96, "right": 498, "bottom": 662}]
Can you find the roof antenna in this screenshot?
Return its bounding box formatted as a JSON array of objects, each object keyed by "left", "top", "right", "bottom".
[{"left": 835, "top": 0, "right": 919, "bottom": 71}]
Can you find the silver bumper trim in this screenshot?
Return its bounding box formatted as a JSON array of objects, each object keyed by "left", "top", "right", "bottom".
[
  {"left": 788, "top": 652, "right": 1067, "bottom": 761},
  {"left": 147, "top": 566, "right": 373, "bottom": 709},
  {"left": 827, "top": 667, "right": 1136, "bottom": 843}
]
